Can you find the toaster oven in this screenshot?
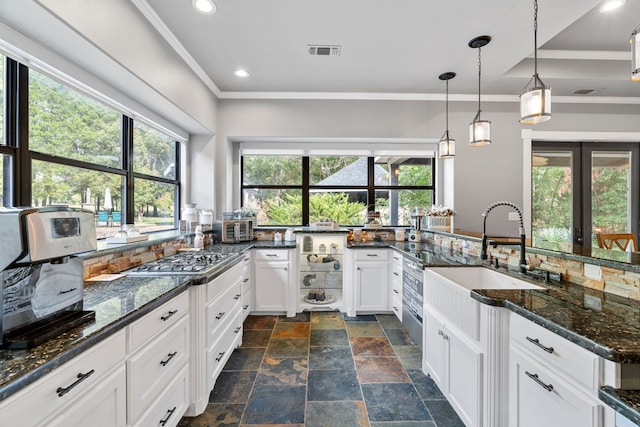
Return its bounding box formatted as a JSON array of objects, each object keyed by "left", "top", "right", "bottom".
[{"left": 213, "top": 220, "right": 253, "bottom": 243}]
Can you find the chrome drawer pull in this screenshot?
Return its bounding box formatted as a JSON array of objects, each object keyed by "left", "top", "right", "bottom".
[
  {"left": 160, "top": 351, "right": 178, "bottom": 367},
  {"left": 393, "top": 306, "right": 398, "bottom": 311},
  {"left": 216, "top": 312, "right": 225, "bottom": 320},
  {"left": 243, "top": 304, "right": 249, "bottom": 310},
  {"left": 526, "top": 336, "right": 554, "bottom": 354},
  {"left": 234, "top": 293, "right": 242, "bottom": 300},
  {"left": 393, "top": 272, "right": 400, "bottom": 276},
  {"left": 161, "top": 310, "right": 178, "bottom": 321},
  {"left": 234, "top": 326, "right": 242, "bottom": 333},
  {"left": 215, "top": 351, "right": 226, "bottom": 362},
  {"left": 243, "top": 278, "right": 249, "bottom": 282},
  {"left": 366, "top": 253, "right": 378, "bottom": 257},
  {"left": 525, "top": 371, "right": 554, "bottom": 392},
  {"left": 58, "top": 287, "right": 77, "bottom": 295},
  {"left": 56, "top": 369, "right": 95, "bottom": 397},
  {"left": 159, "top": 407, "right": 177, "bottom": 426},
  {"left": 393, "top": 289, "right": 400, "bottom": 294},
  {"left": 266, "top": 254, "right": 278, "bottom": 257}
]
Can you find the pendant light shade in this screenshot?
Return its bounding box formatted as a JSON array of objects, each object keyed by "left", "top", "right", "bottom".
[
  {"left": 439, "top": 72, "right": 456, "bottom": 159},
  {"left": 468, "top": 36, "right": 491, "bottom": 147},
  {"left": 632, "top": 25, "right": 640, "bottom": 82},
  {"left": 520, "top": 0, "right": 551, "bottom": 124}
]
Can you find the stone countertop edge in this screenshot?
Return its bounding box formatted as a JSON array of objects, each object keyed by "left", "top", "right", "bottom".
[
  {"left": 599, "top": 386, "right": 640, "bottom": 426},
  {"left": 0, "top": 279, "right": 190, "bottom": 402}
]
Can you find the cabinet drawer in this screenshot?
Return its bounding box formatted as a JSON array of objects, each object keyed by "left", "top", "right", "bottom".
[
  {"left": 127, "top": 316, "right": 189, "bottom": 424},
  {"left": 509, "top": 348, "right": 601, "bottom": 427},
  {"left": 0, "top": 329, "right": 126, "bottom": 427},
  {"left": 132, "top": 364, "right": 189, "bottom": 427},
  {"left": 510, "top": 313, "right": 599, "bottom": 391},
  {"left": 207, "top": 312, "right": 243, "bottom": 390},
  {"left": 207, "top": 261, "right": 243, "bottom": 301},
  {"left": 45, "top": 364, "right": 126, "bottom": 427},
  {"left": 354, "top": 249, "right": 389, "bottom": 261},
  {"left": 206, "top": 280, "right": 242, "bottom": 346},
  {"left": 128, "top": 291, "right": 188, "bottom": 352},
  {"left": 254, "top": 249, "right": 290, "bottom": 261}
]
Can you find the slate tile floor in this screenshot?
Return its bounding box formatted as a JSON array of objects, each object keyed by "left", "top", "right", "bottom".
[{"left": 178, "top": 312, "right": 465, "bottom": 427}]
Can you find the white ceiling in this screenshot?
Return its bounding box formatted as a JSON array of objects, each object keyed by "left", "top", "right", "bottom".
[
  {"left": 131, "top": 0, "right": 640, "bottom": 101},
  {"left": 2, "top": 0, "right": 639, "bottom": 106}
]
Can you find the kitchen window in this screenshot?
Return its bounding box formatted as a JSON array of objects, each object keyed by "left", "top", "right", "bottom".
[
  {"left": 241, "top": 154, "right": 435, "bottom": 226},
  {"left": 0, "top": 55, "right": 180, "bottom": 236}
]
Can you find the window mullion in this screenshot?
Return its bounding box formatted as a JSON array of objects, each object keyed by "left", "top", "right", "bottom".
[
  {"left": 15, "top": 62, "right": 30, "bottom": 207},
  {"left": 123, "top": 116, "right": 134, "bottom": 224},
  {"left": 302, "top": 157, "right": 309, "bottom": 225}
]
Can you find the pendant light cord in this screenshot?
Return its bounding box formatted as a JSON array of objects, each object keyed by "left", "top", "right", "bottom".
[
  {"left": 477, "top": 46, "right": 482, "bottom": 112},
  {"left": 533, "top": 0, "right": 538, "bottom": 76},
  {"left": 445, "top": 79, "right": 450, "bottom": 131}
]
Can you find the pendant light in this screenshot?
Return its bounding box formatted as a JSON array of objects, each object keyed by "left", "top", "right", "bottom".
[
  {"left": 520, "top": 0, "right": 551, "bottom": 124},
  {"left": 632, "top": 24, "right": 640, "bottom": 82},
  {"left": 469, "top": 35, "right": 491, "bottom": 147},
  {"left": 439, "top": 72, "right": 456, "bottom": 159}
]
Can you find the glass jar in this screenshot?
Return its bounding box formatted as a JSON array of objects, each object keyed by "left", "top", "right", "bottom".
[{"left": 181, "top": 203, "right": 198, "bottom": 223}]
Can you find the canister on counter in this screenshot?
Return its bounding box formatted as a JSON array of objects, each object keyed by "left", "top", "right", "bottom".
[{"left": 303, "top": 235, "right": 313, "bottom": 252}]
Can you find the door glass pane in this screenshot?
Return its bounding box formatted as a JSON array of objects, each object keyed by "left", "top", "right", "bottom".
[
  {"left": 531, "top": 151, "right": 573, "bottom": 251},
  {"left": 591, "top": 151, "right": 632, "bottom": 247}
]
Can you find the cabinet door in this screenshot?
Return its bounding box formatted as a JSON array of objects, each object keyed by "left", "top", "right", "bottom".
[
  {"left": 355, "top": 261, "right": 388, "bottom": 312},
  {"left": 509, "top": 348, "right": 602, "bottom": 427},
  {"left": 423, "top": 309, "right": 447, "bottom": 390},
  {"left": 254, "top": 261, "right": 289, "bottom": 312},
  {"left": 447, "top": 328, "right": 483, "bottom": 427},
  {"left": 46, "top": 365, "right": 126, "bottom": 427}
]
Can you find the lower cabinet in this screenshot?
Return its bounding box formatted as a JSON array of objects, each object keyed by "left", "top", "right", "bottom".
[
  {"left": 423, "top": 309, "right": 482, "bottom": 427},
  {"left": 253, "top": 249, "right": 292, "bottom": 314},
  {"left": 0, "top": 328, "right": 127, "bottom": 427},
  {"left": 509, "top": 347, "right": 601, "bottom": 427},
  {"left": 46, "top": 364, "right": 127, "bottom": 427}
]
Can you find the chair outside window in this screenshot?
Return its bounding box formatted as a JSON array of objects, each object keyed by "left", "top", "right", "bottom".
[
  {"left": 97, "top": 211, "right": 109, "bottom": 226},
  {"left": 111, "top": 211, "right": 122, "bottom": 227},
  {"left": 596, "top": 233, "right": 638, "bottom": 252}
]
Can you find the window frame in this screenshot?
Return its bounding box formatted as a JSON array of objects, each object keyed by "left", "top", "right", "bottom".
[
  {"left": 1, "top": 56, "right": 181, "bottom": 233},
  {"left": 240, "top": 154, "right": 436, "bottom": 226}
]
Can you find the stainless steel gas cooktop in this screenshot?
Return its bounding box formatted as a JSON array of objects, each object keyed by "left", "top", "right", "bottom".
[{"left": 126, "top": 250, "right": 232, "bottom": 276}]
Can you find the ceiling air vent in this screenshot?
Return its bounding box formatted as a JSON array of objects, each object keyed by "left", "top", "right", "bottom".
[
  {"left": 307, "top": 45, "right": 341, "bottom": 56},
  {"left": 572, "top": 88, "right": 599, "bottom": 95}
]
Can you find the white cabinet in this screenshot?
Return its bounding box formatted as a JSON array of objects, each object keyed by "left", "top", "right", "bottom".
[
  {"left": 389, "top": 252, "right": 403, "bottom": 321},
  {"left": 509, "top": 347, "right": 601, "bottom": 427},
  {"left": 241, "top": 252, "right": 253, "bottom": 320},
  {"left": 187, "top": 259, "right": 244, "bottom": 416},
  {"left": 423, "top": 268, "right": 508, "bottom": 427},
  {"left": 509, "top": 312, "right": 609, "bottom": 427},
  {"left": 423, "top": 307, "right": 482, "bottom": 427},
  {"left": 253, "top": 249, "right": 293, "bottom": 315},
  {"left": 0, "top": 329, "right": 127, "bottom": 427},
  {"left": 127, "top": 291, "right": 190, "bottom": 426},
  {"left": 348, "top": 249, "right": 389, "bottom": 315}
]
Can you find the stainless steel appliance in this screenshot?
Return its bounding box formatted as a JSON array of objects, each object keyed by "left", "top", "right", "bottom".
[
  {"left": 0, "top": 207, "right": 97, "bottom": 348},
  {"left": 402, "top": 257, "right": 424, "bottom": 351},
  {"left": 409, "top": 208, "right": 425, "bottom": 242},
  {"left": 125, "top": 250, "right": 232, "bottom": 276},
  {"left": 213, "top": 219, "right": 253, "bottom": 243}
]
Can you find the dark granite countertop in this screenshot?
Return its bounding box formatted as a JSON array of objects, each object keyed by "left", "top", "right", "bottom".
[
  {"left": 599, "top": 386, "right": 640, "bottom": 426},
  {"left": 0, "top": 275, "right": 190, "bottom": 401}
]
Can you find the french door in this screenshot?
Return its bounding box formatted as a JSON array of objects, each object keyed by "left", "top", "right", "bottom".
[{"left": 532, "top": 142, "right": 639, "bottom": 250}]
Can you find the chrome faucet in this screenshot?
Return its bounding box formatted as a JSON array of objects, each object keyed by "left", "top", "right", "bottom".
[{"left": 481, "top": 201, "right": 527, "bottom": 273}]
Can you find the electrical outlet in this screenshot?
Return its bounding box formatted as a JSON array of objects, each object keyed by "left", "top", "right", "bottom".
[{"left": 508, "top": 212, "right": 520, "bottom": 221}]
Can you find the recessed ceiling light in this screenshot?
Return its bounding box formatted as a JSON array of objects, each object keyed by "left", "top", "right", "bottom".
[
  {"left": 234, "top": 69, "right": 250, "bottom": 78},
  {"left": 599, "top": 0, "right": 626, "bottom": 13},
  {"left": 193, "top": 0, "right": 216, "bottom": 15}
]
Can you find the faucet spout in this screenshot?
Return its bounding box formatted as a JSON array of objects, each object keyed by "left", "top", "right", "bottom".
[{"left": 480, "top": 201, "right": 527, "bottom": 273}]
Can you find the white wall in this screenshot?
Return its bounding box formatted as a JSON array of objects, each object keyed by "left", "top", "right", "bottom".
[{"left": 215, "top": 98, "right": 640, "bottom": 235}]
